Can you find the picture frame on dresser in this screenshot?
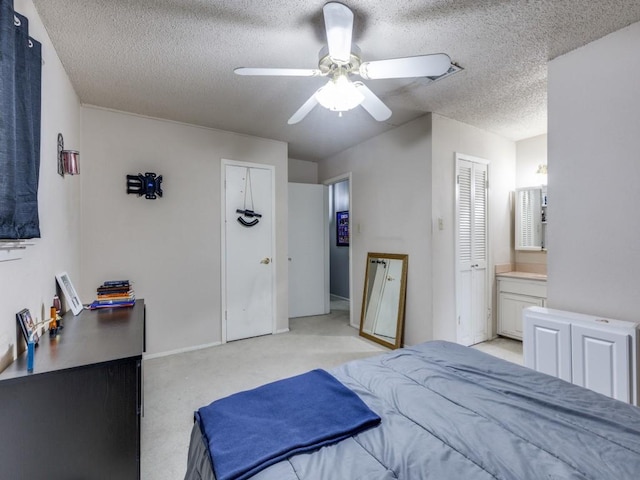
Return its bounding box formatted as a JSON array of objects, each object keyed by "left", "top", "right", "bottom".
[
  {"left": 16, "top": 308, "right": 39, "bottom": 344},
  {"left": 55, "top": 272, "right": 83, "bottom": 315}
]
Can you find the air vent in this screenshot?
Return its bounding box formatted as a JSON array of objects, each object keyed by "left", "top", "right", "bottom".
[{"left": 417, "top": 63, "right": 463, "bottom": 86}]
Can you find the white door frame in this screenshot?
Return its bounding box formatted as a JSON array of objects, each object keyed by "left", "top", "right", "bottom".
[
  {"left": 221, "top": 159, "right": 277, "bottom": 344},
  {"left": 454, "top": 153, "right": 490, "bottom": 345},
  {"left": 323, "top": 172, "right": 354, "bottom": 327}
]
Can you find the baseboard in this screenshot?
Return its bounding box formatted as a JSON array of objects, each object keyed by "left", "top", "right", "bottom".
[
  {"left": 275, "top": 328, "right": 290, "bottom": 334},
  {"left": 330, "top": 294, "right": 350, "bottom": 302},
  {"left": 143, "top": 340, "right": 222, "bottom": 360}
]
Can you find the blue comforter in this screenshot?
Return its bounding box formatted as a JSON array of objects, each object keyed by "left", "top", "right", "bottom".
[{"left": 195, "top": 368, "right": 381, "bottom": 480}]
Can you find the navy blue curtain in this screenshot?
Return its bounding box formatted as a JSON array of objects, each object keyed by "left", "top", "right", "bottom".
[{"left": 0, "top": 0, "right": 42, "bottom": 239}]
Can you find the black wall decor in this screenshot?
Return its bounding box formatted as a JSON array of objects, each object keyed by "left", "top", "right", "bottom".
[{"left": 127, "top": 172, "right": 163, "bottom": 199}]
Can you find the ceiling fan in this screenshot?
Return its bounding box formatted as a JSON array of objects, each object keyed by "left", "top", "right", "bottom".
[{"left": 234, "top": 2, "right": 451, "bottom": 125}]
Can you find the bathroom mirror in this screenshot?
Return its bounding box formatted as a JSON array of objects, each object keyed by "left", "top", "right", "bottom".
[
  {"left": 515, "top": 186, "right": 547, "bottom": 251},
  {"left": 359, "top": 253, "right": 408, "bottom": 349}
]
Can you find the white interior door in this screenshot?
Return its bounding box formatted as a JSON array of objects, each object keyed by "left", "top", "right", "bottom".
[
  {"left": 288, "top": 183, "right": 329, "bottom": 318},
  {"left": 456, "top": 155, "right": 489, "bottom": 346},
  {"left": 224, "top": 163, "right": 274, "bottom": 341}
]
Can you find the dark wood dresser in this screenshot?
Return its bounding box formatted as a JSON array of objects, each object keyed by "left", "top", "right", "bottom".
[{"left": 0, "top": 300, "right": 145, "bottom": 479}]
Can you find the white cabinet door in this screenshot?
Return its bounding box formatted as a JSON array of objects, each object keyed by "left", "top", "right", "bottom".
[
  {"left": 571, "top": 324, "right": 631, "bottom": 402},
  {"left": 523, "top": 313, "right": 572, "bottom": 381},
  {"left": 498, "top": 292, "right": 544, "bottom": 340}
]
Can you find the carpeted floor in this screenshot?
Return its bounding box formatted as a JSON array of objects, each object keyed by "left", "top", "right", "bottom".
[
  {"left": 140, "top": 303, "right": 523, "bottom": 480},
  {"left": 140, "top": 307, "right": 384, "bottom": 480}
]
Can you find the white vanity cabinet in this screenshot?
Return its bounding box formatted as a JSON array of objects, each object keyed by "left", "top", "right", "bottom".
[
  {"left": 523, "top": 306, "right": 640, "bottom": 406},
  {"left": 497, "top": 275, "right": 547, "bottom": 340}
]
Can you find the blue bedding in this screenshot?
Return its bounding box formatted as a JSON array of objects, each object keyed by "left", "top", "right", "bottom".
[
  {"left": 195, "top": 368, "right": 381, "bottom": 480},
  {"left": 187, "top": 341, "right": 640, "bottom": 480}
]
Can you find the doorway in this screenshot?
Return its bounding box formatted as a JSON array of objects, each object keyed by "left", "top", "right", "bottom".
[
  {"left": 221, "top": 160, "right": 276, "bottom": 342},
  {"left": 324, "top": 173, "right": 353, "bottom": 327}
]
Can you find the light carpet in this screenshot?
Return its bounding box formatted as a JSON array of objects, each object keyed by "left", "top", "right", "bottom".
[{"left": 141, "top": 311, "right": 385, "bottom": 480}]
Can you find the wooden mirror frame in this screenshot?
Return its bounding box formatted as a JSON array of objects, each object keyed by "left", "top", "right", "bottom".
[{"left": 359, "top": 252, "right": 408, "bottom": 349}]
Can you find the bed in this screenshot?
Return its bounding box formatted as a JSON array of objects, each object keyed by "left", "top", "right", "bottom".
[{"left": 185, "top": 340, "right": 640, "bottom": 480}]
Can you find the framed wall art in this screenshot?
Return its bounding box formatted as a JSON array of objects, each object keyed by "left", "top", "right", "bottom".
[{"left": 337, "top": 210, "right": 349, "bottom": 247}]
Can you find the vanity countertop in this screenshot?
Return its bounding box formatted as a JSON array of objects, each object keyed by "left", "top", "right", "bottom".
[{"left": 496, "top": 271, "right": 547, "bottom": 281}]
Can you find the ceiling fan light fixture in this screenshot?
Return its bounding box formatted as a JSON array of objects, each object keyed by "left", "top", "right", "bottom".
[{"left": 315, "top": 74, "right": 364, "bottom": 112}]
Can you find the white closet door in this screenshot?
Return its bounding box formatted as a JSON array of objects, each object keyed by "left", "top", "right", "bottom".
[{"left": 456, "top": 155, "right": 489, "bottom": 346}]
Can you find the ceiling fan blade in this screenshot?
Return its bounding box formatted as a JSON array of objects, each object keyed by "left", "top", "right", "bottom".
[
  {"left": 359, "top": 53, "right": 451, "bottom": 80},
  {"left": 288, "top": 92, "right": 320, "bottom": 125},
  {"left": 323, "top": 2, "right": 353, "bottom": 63},
  {"left": 354, "top": 82, "right": 392, "bottom": 121},
  {"left": 234, "top": 67, "right": 321, "bottom": 77}
]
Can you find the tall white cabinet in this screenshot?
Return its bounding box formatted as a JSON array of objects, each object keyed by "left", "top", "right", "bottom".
[{"left": 523, "top": 306, "right": 640, "bottom": 405}]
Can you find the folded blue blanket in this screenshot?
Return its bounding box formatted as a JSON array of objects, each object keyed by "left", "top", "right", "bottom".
[{"left": 195, "top": 369, "right": 381, "bottom": 480}]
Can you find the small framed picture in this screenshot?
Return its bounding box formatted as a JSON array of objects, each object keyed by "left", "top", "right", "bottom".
[
  {"left": 16, "top": 308, "right": 39, "bottom": 344},
  {"left": 337, "top": 210, "right": 349, "bottom": 247},
  {"left": 56, "top": 272, "right": 83, "bottom": 315}
]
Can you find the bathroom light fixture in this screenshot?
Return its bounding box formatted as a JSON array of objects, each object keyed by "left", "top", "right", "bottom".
[
  {"left": 315, "top": 72, "right": 364, "bottom": 112},
  {"left": 536, "top": 164, "right": 547, "bottom": 175}
]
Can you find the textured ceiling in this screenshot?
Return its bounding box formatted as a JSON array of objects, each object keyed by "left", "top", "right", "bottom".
[{"left": 32, "top": 1, "right": 640, "bottom": 161}]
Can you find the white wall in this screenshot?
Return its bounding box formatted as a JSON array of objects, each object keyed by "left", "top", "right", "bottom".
[
  {"left": 515, "top": 134, "right": 548, "bottom": 269},
  {"left": 288, "top": 158, "right": 318, "bottom": 184},
  {"left": 516, "top": 134, "right": 547, "bottom": 188},
  {"left": 431, "top": 114, "right": 515, "bottom": 342},
  {"left": 319, "top": 114, "right": 515, "bottom": 345},
  {"left": 80, "top": 107, "right": 288, "bottom": 355},
  {"left": 0, "top": 0, "right": 81, "bottom": 360},
  {"left": 547, "top": 21, "right": 640, "bottom": 322},
  {"left": 319, "top": 116, "right": 433, "bottom": 345}
]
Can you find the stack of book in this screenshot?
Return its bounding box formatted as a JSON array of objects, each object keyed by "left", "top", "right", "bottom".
[{"left": 89, "top": 280, "right": 135, "bottom": 310}]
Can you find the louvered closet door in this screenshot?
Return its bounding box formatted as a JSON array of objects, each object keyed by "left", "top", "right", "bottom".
[{"left": 456, "top": 156, "right": 488, "bottom": 346}]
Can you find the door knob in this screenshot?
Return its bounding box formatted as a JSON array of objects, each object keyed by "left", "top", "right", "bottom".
[{"left": 260, "top": 257, "right": 271, "bottom": 264}]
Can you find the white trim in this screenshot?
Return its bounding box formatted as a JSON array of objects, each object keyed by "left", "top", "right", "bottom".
[
  {"left": 143, "top": 340, "right": 223, "bottom": 360},
  {"left": 221, "top": 159, "right": 277, "bottom": 344},
  {"left": 275, "top": 328, "right": 290, "bottom": 334},
  {"left": 323, "top": 172, "right": 354, "bottom": 327}
]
